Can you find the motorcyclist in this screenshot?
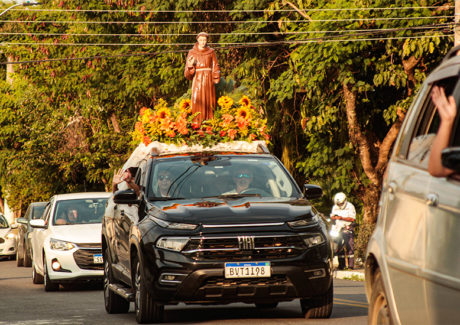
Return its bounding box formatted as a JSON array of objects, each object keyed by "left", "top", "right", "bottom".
[{"left": 330, "top": 192, "right": 356, "bottom": 270}]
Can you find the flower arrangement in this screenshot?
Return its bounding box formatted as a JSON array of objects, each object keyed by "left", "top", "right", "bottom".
[{"left": 132, "top": 95, "right": 270, "bottom": 147}]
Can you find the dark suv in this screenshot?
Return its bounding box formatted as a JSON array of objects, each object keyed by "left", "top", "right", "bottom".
[{"left": 102, "top": 144, "right": 333, "bottom": 323}]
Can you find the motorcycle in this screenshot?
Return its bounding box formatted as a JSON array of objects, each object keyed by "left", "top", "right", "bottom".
[{"left": 328, "top": 217, "right": 355, "bottom": 270}]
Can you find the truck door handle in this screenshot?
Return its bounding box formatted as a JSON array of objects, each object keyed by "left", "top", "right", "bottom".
[{"left": 426, "top": 193, "right": 438, "bottom": 207}]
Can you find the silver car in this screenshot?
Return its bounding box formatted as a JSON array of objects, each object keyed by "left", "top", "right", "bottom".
[{"left": 365, "top": 46, "right": 460, "bottom": 324}]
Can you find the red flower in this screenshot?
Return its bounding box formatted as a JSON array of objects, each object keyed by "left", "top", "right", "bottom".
[
  {"left": 139, "top": 107, "right": 148, "bottom": 116},
  {"left": 220, "top": 130, "right": 226, "bottom": 137},
  {"left": 228, "top": 129, "right": 237, "bottom": 140},
  {"left": 198, "top": 129, "right": 205, "bottom": 137},
  {"left": 192, "top": 122, "right": 201, "bottom": 130},
  {"left": 206, "top": 126, "right": 213, "bottom": 135},
  {"left": 142, "top": 136, "right": 151, "bottom": 146}
]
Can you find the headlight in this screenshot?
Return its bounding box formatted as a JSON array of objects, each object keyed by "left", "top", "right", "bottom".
[
  {"left": 150, "top": 216, "right": 197, "bottom": 230},
  {"left": 156, "top": 237, "right": 189, "bottom": 252},
  {"left": 6, "top": 232, "right": 15, "bottom": 240},
  {"left": 300, "top": 233, "right": 325, "bottom": 248},
  {"left": 49, "top": 238, "right": 76, "bottom": 251},
  {"left": 288, "top": 215, "right": 318, "bottom": 228}
]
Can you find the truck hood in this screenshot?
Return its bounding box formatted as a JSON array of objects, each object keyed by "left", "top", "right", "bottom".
[
  {"left": 50, "top": 223, "right": 102, "bottom": 244},
  {"left": 148, "top": 198, "right": 314, "bottom": 224}
]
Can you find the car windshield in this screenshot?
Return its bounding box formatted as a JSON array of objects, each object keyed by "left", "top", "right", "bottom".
[
  {"left": 0, "top": 215, "right": 8, "bottom": 228},
  {"left": 32, "top": 204, "right": 46, "bottom": 220},
  {"left": 53, "top": 198, "right": 108, "bottom": 225},
  {"left": 147, "top": 155, "right": 301, "bottom": 200}
]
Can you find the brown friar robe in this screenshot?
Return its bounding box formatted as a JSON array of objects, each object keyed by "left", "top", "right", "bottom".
[{"left": 184, "top": 43, "right": 221, "bottom": 123}]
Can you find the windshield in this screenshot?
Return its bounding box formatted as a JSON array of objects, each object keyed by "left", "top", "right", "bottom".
[
  {"left": 32, "top": 204, "right": 46, "bottom": 220},
  {"left": 0, "top": 215, "right": 8, "bottom": 228},
  {"left": 52, "top": 198, "right": 108, "bottom": 225},
  {"left": 147, "top": 155, "right": 301, "bottom": 200}
]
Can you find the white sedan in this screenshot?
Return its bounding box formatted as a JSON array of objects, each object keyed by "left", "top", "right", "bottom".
[
  {"left": 30, "top": 192, "right": 110, "bottom": 291},
  {"left": 0, "top": 214, "right": 17, "bottom": 260}
]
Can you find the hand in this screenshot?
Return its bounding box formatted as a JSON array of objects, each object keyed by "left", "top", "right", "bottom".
[
  {"left": 113, "top": 168, "right": 124, "bottom": 186},
  {"left": 431, "top": 85, "right": 457, "bottom": 124},
  {"left": 187, "top": 56, "right": 196, "bottom": 67}
]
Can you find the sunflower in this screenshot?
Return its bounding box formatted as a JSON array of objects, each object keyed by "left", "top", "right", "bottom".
[
  {"left": 236, "top": 107, "right": 252, "bottom": 120},
  {"left": 217, "top": 96, "right": 234, "bottom": 110},
  {"left": 156, "top": 107, "right": 172, "bottom": 119},
  {"left": 179, "top": 99, "right": 192, "bottom": 113},
  {"left": 238, "top": 95, "right": 251, "bottom": 107}
]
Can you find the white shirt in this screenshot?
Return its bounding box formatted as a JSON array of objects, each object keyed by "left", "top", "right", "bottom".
[{"left": 331, "top": 201, "right": 356, "bottom": 231}]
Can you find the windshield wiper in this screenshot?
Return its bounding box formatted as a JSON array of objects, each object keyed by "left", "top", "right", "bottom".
[
  {"left": 204, "top": 194, "right": 261, "bottom": 199},
  {"left": 148, "top": 197, "right": 186, "bottom": 201}
]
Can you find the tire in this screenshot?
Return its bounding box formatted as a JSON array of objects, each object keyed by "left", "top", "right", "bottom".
[
  {"left": 16, "top": 246, "right": 24, "bottom": 267},
  {"left": 43, "top": 256, "right": 59, "bottom": 291},
  {"left": 255, "top": 303, "right": 278, "bottom": 309},
  {"left": 104, "top": 248, "right": 130, "bottom": 314},
  {"left": 32, "top": 264, "right": 44, "bottom": 284},
  {"left": 24, "top": 244, "right": 32, "bottom": 267},
  {"left": 300, "top": 284, "right": 333, "bottom": 319},
  {"left": 368, "top": 269, "right": 393, "bottom": 325},
  {"left": 134, "top": 256, "right": 164, "bottom": 324}
]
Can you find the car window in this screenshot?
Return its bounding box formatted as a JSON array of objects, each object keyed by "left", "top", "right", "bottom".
[
  {"left": 147, "top": 155, "right": 300, "bottom": 200},
  {"left": 0, "top": 215, "right": 8, "bottom": 228},
  {"left": 53, "top": 198, "right": 108, "bottom": 225},
  {"left": 406, "top": 77, "right": 457, "bottom": 168}
]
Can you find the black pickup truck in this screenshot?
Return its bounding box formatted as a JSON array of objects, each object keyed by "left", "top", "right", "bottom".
[{"left": 102, "top": 144, "right": 333, "bottom": 323}]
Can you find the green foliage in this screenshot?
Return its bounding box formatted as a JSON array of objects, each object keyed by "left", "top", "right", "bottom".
[{"left": 0, "top": 0, "right": 453, "bottom": 221}]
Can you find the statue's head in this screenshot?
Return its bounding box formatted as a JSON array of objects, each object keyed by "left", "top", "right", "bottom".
[{"left": 196, "top": 32, "right": 209, "bottom": 49}]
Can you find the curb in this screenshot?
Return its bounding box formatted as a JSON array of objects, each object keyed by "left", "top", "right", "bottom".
[{"left": 334, "top": 269, "right": 365, "bottom": 281}]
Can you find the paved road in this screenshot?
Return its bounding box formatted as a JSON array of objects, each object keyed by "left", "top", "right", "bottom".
[{"left": 0, "top": 259, "right": 368, "bottom": 324}]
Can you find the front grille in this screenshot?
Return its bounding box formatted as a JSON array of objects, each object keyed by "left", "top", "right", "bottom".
[
  {"left": 77, "top": 243, "right": 101, "bottom": 249},
  {"left": 182, "top": 235, "right": 306, "bottom": 261},
  {"left": 73, "top": 248, "right": 103, "bottom": 270},
  {"left": 205, "top": 275, "right": 288, "bottom": 287}
]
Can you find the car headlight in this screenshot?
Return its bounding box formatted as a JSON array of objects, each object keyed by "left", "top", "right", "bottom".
[
  {"left": 150, "top": 215, "right": 197, "bottom": 230},
  {"left": 6, "top": 232, "right": 15, "bottom": 240},
  {"left": 288, "top": 215, "right": 319, "bottom": 228},
  {"left": 300, "top": 233, "right": 325, "bottom": 248},
  {"left": 156, "top": 237, "right": 189, "bottom": 252},
  {"left": 49, "top": 238, "right": 76, "bottom": 251}
]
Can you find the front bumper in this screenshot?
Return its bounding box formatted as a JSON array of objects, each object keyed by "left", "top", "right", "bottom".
[
  {"left": 0, "top": 238, "right": 17, "bottom": 256},
  {"left": 143, "top": 247, "right": 332, "bottom": 304},
  {"left": 45, "top": 247, "right": 103, "bottom": 282}
]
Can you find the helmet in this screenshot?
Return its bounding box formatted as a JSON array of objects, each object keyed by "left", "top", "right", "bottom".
[{"left": 334, "top": 192, "right": 347, "bottom": 208}]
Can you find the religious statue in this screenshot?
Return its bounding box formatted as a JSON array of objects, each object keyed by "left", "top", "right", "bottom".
[{"left": 184, "top": 32, "right": 221, "bottom": 123}]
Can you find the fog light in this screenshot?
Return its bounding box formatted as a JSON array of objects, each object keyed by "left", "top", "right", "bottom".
[
  {"left": 52, "top": 260, "right": 61, "bottom": 271},
  {"left": 305, "top": 268, "right": 326, "bottom": 279},
  {"left": 159, "top": 273, "right": 186, "bottom": 285}
]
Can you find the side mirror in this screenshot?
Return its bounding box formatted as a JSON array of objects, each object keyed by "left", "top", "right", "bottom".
[
  {"left": 441, "top": 147, "right": 460, "bottom": 172},
  {"left": 30, "top": 219, "right": 46, "bottom": 229},
  {"left": 17, "top": 217, "right": 28, "bottom": 225},
  {"left": 304, "top": 184, "right": 323, "bottom": 200},
  {"left": 114, "top": 189, "right": 140, "bottom": 205}
]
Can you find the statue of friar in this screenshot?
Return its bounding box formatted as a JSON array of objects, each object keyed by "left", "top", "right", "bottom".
[{"left": 184, "top": 32, "right": 221, "bottom": 123}]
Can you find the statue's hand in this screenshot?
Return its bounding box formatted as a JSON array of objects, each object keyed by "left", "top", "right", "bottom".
[{"left": 187, "top": 56, "right": 196, "bottom": 67}]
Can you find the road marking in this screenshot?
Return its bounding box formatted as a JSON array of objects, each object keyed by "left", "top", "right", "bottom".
[{"left": 334, "top": 298, "right": 368, "bottom": 308}]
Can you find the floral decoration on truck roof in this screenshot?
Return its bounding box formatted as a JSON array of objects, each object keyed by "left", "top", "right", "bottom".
[{"left": 132, "top": 95, "right": 270, "bottom": 147}]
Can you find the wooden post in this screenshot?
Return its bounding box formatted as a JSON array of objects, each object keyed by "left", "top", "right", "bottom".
[{"left": 456, "top": 0, "right": 460, "bottom": 46}]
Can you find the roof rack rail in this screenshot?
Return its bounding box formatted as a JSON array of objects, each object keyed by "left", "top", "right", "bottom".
[{"left": 442, "top": 45, "right": 460, "bottom": 63}]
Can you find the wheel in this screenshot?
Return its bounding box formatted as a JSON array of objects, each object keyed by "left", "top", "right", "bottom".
[
  {"left": 134, "top": 256, "right": 164, "bottom": 324},
  {"left": 24, "top": 247, "right": 32, "bottom": 267},
  {"left": 369, "top": 269, "right": 393, "bottom": 325},
  {"left": 32, "top": 263, "right": 44, "bottom": 284},
  {"left": 43, "top": 256, "right": 59, "bottom": 291},
  {"left": 255, "top": 303, "right": 278, "bottom": 309},
  {"left": 16, "top": 246, "right": 24, "bottom": 267},
  {"left": 300, "top": 284, "right": 333, "bottom": 319},
  {"left": 104, "top": 248, "right": 130, "bottom": 314}
]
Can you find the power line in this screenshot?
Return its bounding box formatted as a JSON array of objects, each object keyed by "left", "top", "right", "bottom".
[
  {"left": 0, "top": 16, "right": 454, "bottom": 25},
  {"left": 0, "top": 23, "right": 452, "bottom": 38},
  {"left": 5, "top": 6, "right": 453, "bottom": 14},
  {"left": 1, "top": 33, "right": 452, "bottom": 51}
]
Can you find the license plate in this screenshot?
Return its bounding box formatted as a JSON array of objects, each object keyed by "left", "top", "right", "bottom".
[
  {"left": 93, "top": 254, "right": 103, "bottom": 264},
  {"left": 224, "top": 262, "right": 271, "bottom": 278}
]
